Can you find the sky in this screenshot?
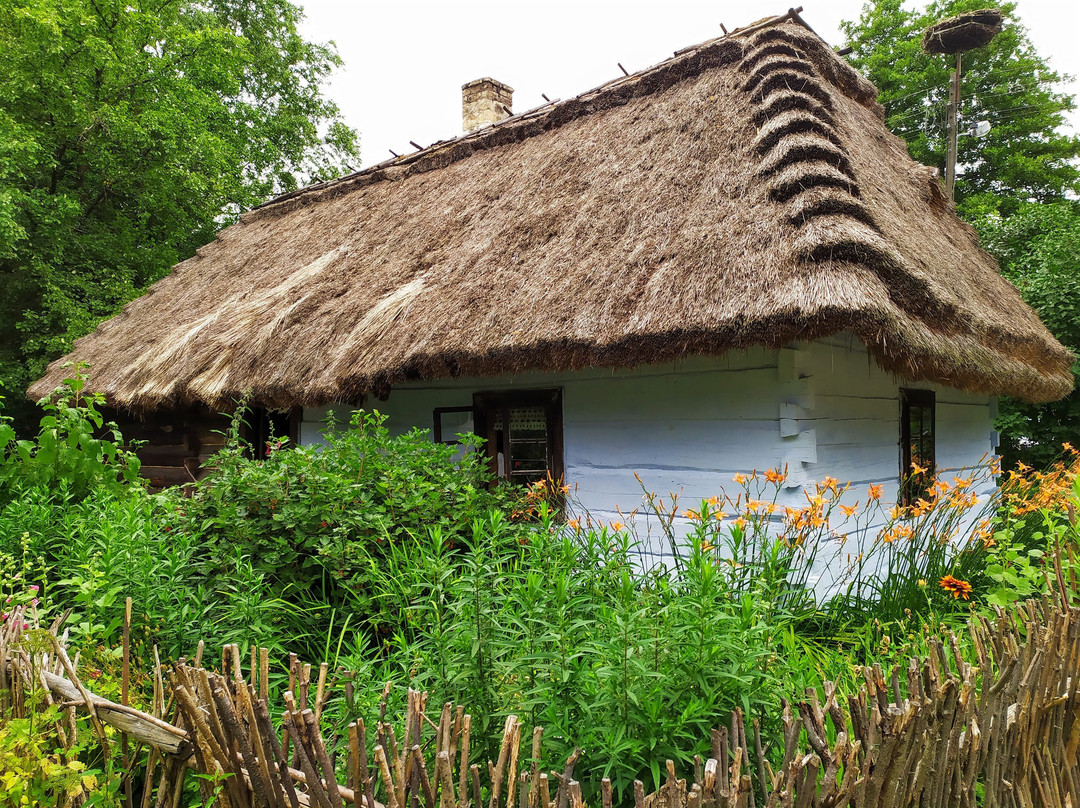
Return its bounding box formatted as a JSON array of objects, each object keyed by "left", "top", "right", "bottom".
[{"left": 297, "top": 0, "right": 1080, "bottom": 170}]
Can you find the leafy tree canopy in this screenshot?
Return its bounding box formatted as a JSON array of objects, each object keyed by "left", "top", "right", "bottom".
[
  {"left": 842, "top": 0, "right": 1080, "bottom": 467},
  {"left": 0, "top": 0, "right": 359, "bottom": 432}
]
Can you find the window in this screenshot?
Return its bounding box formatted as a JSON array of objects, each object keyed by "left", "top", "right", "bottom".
[
  {"left": 244, "top": 407, "right": 298, "bottom": 457},
  {"left": 433, "top": 406, "right": 475, "bottom": 445},
  {"left": 473, "top": 389, "right": 563, "bottom": 485},
  {"left": 900, "top": 389, "right": 935, "bottom": 504}
]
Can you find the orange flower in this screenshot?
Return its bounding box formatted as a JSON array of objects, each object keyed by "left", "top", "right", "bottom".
[
  {"left": 839, "top": 503, "right": 858, "bottom": 518},
  {"left": 1064, "top": 442, "right": 1077, "bottom": 454},
  {"left": 910, "top": 461, "right": 928, "bottom": 476},
  {"left": 733, "top": 516, "right": 749, "bottom": 530},
  {"left": 764, "top": 468, "right": 787, "bottom": 485},
  {"left": 888, "top": 505, "right": 907, "bottom": 521},
  {"left": 733, "top": 473, "right": 749, "bottom": 485},
  {"left": 939, "top": 575, "right": 972, "bottom": 600},
  {"left": 970, "top": 519, "right": 994, "bottom": 547},
  {"left": 881, "top": 524, "right": 913, "bottom": 543},
  {"left": 567, "top": 518, "right": 581, "bottom": 531},
  {"left": 683, "top": 509, "right": 701, "bottom": 521},
  {"left": 911, "top": 498, "right": 932, "bottom": 517},
  {"left": 706, "top": 496, "right": 722, "bottom": 507},
  {"left": 609, "top": 521, "right": 625, "bottom": 531},
  {"left": 820, "top": 476, "right": 840, "bottom": 493},
  {"left": 868, "top": 483, "right": 883, "bottom": 501},
  {"left": 700, "top": 540, "right": 715, "bottom": 552}
]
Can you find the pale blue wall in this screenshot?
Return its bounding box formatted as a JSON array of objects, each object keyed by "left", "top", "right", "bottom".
[{"left": 300, "top": 335, "right": 997, "bottom": 571}]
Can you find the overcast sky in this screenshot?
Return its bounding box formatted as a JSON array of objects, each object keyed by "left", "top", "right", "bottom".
[{"left": 297, "top": 1, "right": 1079, "bottom": 170}]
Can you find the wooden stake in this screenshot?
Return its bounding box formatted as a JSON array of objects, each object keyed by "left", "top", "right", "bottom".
[
  {"left": 458, "top": 715, "right": 472, "bottom": 808},
  {"left": 122, "top": 597, "right": 133, "bottom": 808}
]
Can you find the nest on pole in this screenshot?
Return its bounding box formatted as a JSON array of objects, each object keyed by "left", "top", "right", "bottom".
[{"left": 922, "top": 8, "right": 1003, "bottom": 54}]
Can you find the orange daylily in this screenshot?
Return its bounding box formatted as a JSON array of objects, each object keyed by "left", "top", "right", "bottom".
[{"left": 764, "top": 468, "right": 787, "bottom": 485}]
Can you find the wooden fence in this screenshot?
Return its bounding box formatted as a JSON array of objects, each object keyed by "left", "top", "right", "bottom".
[{"left": 2, "top": 589, "right": 1078, "bottom": 808}]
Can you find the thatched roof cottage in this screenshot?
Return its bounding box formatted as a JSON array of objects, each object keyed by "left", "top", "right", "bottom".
[{"left": 31, "top": 11, "right": 1072, "bottom": 557}]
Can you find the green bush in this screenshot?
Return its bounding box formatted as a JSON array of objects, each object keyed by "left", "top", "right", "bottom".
[
  {"left": 0, "top": 372, "right": 142, "bottom": 504},
  {"left": 155, "top": 408, "right": 523, "bottom": 659}
]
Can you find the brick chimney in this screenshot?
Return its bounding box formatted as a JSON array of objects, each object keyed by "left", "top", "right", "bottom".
[{"left": 462, "top": 78, "right": 514, "bottom": 132}]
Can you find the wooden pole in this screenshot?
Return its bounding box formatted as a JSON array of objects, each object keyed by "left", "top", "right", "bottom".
[
  {"left": 946, "top": 51, "right": 961, "bottom": 201},
  {"left": 123, "top": 597, "right": 133, "bottom": 808}
]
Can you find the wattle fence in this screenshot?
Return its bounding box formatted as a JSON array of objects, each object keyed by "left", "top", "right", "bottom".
[{"left": 2, "top": 587, "right": 1079, "bottom": 808}]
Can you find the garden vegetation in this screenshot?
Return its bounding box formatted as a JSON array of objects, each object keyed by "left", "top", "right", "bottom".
[{"left": 2, "top": 378, "right": 1079, "bottom": 806}]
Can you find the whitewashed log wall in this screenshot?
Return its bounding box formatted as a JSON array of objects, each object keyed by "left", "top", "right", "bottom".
[{"left": 301, "top": 333, "right": 996, "bottom": 570}]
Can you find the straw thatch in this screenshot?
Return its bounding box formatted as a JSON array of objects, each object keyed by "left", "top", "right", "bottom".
[
  {"left": 922, "top": 9, "right": 1004, "bottom": 55},
  {"left": 29, "top": 10, "right": 1073, "bottom": 410}
]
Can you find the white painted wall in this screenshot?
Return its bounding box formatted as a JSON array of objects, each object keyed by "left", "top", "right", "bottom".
[{"left": 300, "top": 334, "right": 997, "bottom": 571}]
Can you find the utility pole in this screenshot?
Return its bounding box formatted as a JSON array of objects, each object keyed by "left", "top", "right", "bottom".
[
  {"left": 945, "top": 52, "right": 962, "bottom": 201},
  {"left": 922, "top": 9, "right": 1002, "bottom": 203}
]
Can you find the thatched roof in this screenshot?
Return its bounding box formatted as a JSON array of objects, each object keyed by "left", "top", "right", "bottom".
[{"left": 30, "top": 11, "right": 1074, "bottom": 409}]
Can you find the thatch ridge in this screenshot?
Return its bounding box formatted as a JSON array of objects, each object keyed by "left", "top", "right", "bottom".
[{"left": 28, "top": 12, "right": 1074, "bottom": 410}]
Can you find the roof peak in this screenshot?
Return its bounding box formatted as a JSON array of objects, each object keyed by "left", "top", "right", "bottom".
[{"left": 242, "top": 9, "right": 875, "bottom": 226}]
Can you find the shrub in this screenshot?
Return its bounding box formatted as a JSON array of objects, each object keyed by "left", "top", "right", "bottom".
[
  {"left": 0, "top": 372, "right": 142, "bottom": 504},
  {"left": 158, "top": 408, "right": 525, "bottom": 660}
]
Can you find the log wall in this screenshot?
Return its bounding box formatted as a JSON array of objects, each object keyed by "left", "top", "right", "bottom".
[{"left": 108, "top": 406, "right": 232, "bottom": 489}]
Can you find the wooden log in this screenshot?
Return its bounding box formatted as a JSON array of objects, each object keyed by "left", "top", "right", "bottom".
[
  {"left": 33, "top": 668, "right": 190, "bottom": 756},
  {"left": 255, "top": 698, "right": 302, "bottom": 808},
  {"left": 285, "top": 713, "right": 335, "bottom": 808},
  {"left": 303, "top": 709, "right": 346, "bottom": 808},
  {"left": 376, "top": 745, "right": 401, "bottom": 808},
  {"left": 490, "top": 715, "right": 517, "bottom": 808},
  {"left": 554, "top": 748, "right": 581, "bottom": 808}
]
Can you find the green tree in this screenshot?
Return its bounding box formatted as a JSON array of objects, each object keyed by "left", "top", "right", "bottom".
[
  {"left": 0, "top": 0, "right": 359, "bottom": 433},
  {"left": 976, "top": 202, "right": 1080, "bottom": 468},
  {"left": 842, "top": 0, "right": 1080, "bottom": 467},
  {"left": 841, "top": 0, "right": 1079, "bottom": 219}
]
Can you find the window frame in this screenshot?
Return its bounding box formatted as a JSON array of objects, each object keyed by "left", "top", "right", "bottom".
[
  {"left": 433, "top": 406, "right": 476, "bottom": 445},
  {"left": 900, "top": 388, "right": 936, "bottom": 505},
  {"left": 472, "top": 389, "right": 564, "bottom": 485}
]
